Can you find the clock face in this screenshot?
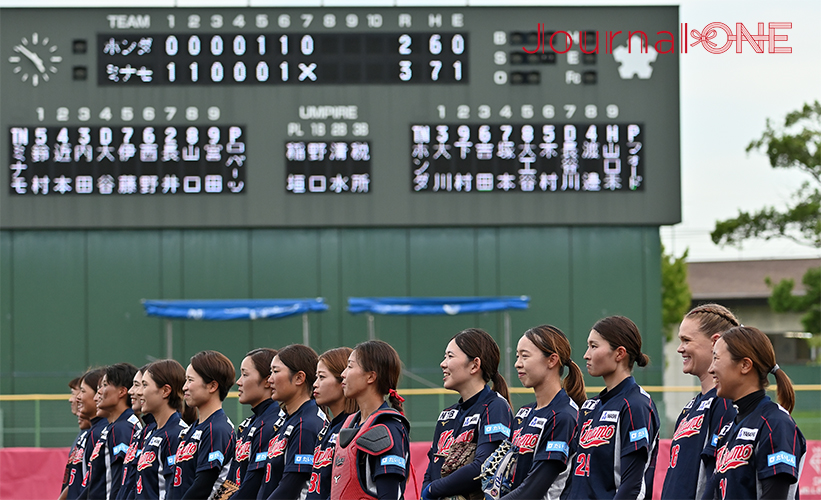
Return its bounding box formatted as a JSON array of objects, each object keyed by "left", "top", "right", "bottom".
[{"left": 7, "top": 32, "right": 62, "bottom": 86}]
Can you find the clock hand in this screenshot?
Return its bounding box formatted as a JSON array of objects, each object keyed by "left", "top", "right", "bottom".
[{"left": 14, "top": 44, "right": 46, "bottom": 73}]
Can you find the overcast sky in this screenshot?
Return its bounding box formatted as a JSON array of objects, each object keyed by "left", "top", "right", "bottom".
[
  {"left": 3, "top": 0, "right": 819, "bottom": 263},
  {"left": 662, "top": 0, "right": 821, "bottom": 262}
]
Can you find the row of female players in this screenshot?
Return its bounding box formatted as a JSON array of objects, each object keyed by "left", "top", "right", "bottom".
[{"left": 59, "top": 304, "right": 806, "bottom": 500}]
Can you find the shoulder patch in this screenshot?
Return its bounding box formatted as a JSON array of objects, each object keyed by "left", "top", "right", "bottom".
[
  {"left": 629, "top": 427, "right": 649, "bottom": 442},
  {"left": 484, "top": 423, "right": 510, "bottom": 437},
  {"left": 463, "top": 414, "right": 480, "bottom": 426},
  {"left": 208, "top": 451, "right": 225, "bottom": 464},
  {"left": 317, "top": 408, "right": 327, "bottom": 420},
  {"left": 380, "top": 455, "right": 406, "bottom": 468},
  {"left": 128, "top": 415, "right": 141, "bottom": 426},
  {"left": 295, "top": 454, "right": 314, "bottom": 465},
  {"left": 639, "top": 387, "right": 650, "bottom": 399},
  {"left": 569, "top": 399, "right": 579, "bottom": 411},
  {"left": 113, "top": 443, "right": 129, "bottom": 455},
  {"left": 767, "top": 452, "right": 796, "bottom": 467},
  {"left": 191, "top": 430, "right": 202, "bottom": 440},
  {"left": 698, "top": 397, "right": 714, "bottom": 411},
  {"left": 683, "top": 397, "right": 696, "bottom": 410},
  {"left": 545, "top": 441, "right": 569, "bottom": 455}
]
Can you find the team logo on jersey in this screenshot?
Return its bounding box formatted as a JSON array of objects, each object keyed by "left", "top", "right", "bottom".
[
  {"left": 697, "top": 397, "right": 714, "bottom": 411},
  {"left": 673, "top": 414, "right": 704, "bottom": 440},
  {"left": 175, "top": 441, "right": 198, "bottom": 463},
  {"left": 267, "top": 435, "right": 287, "bottom": 458},
  {"left": 313, "top": 446, "right": 334, "bottom": 468},
  {"left": 456, "top": 429, "right": 475, "bottom": 443},
  {"left": 435, "top": 429, "right": 455, "bottom": 457},
  {"left": 137, "top": 451, "right": 156, "bottom": 471},
  {"left": 89, "top": 440, "right": 105, "bottom": 461},
  {"left": 578, "top": 420, "right": 615, "bottom": 449},
  {"left": 511, "top": 431, "right": 539, "bottom": 453},
  {"left": 68, "top": 446, "right": 85, "bottom": 465},
  {"left": 736, "top": 428, "right": 759, "bottom": 441},
  {"left": 236, "top": 440, "right": 251, "bottom": 461},
  {"left": 600, "top": 411, "right": 619, "bottom": 423},
  {"left": 463, "top": 415, "right": 480, "bottom": 426},
  {"left": 124, "top": 442, "right": 140, "bottom": 463},
  {"left": 515, "top": 407, "right": 532, "bottom": 419},
  {"left": 438, "top": 410, "right": 458, "bottom": 421},
  {"left": 715, "top": 444, "right": 753, "bottom": 473}
]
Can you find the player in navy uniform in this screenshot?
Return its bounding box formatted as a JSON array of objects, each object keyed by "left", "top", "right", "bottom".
[
  {"left": 704, "top": 326, "right": 806, "bottom": 500},
  {"left": 660, "top": 304, "right": 739, "bottom": 500},
  {"left": 83, "top": 363, "right": 143, "bottom": 500},
  {"left": 307, "top": 347, "right": 358, "bottom": 500},
  {"left": 330, "top": 340, "right": 411, "bottom": 500},
  {"left": 422, "top": 328, "right": 513, "bottom": 500},
  {"left": 60, "top": 376, "right": 88, "bottom": 500},
  {"left": 229, "top": 348, "right": 281, "bottom": 500},
  {"left": 567, "top": 315, "right": 660, "bottom": 500},
  {"left": 168, "top": 350, "right": 236, "bottom": 500},
  {"left": 499, "top": 325, "right": 586, "bottom": 500},
  {"left": 136, "top": 359, "right": 190, "bottom": 500},
  {"left": 117, "top": 365, "right": 157, "bottom": 500},
  {"left": 67, "top": 369, "right": 106, "bottom": 500},
  {"left": 256, "top": 344, "right": 327, "bottom": 500}
]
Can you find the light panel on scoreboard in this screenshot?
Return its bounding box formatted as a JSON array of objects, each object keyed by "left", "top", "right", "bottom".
[{"left": 0, "top": 7, "right": 680, "bottom": 228}]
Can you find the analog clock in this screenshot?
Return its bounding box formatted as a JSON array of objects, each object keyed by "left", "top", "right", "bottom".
[{"left": 7, "top": 32, "right": 62, "bottom": 87}]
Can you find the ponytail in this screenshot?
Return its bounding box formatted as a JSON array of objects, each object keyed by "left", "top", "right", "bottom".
[
  {"left": 722, "top": 326, "right": 796, "bottom": 414},
  {"left": 524, "top": 325, "right": 587, "bottom": 407},
  {"left": 773, "top": 367, "right": 796, "bottom": 414},
  {"left": 387, "top": 388, "right": 405, "bottom": 414},
  {"left": 452, "top": 328, "right": 512, "bottom": 406},
  {"left": 563, "top": 360, "right": 587, "bottom": 408},
  {"left": 491, "top": 372, "right": 512, "bottom": 407}
]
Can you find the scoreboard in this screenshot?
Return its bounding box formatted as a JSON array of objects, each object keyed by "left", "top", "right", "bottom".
[{"left": 0, "top": 6, "right": 680, "bottom": 228}]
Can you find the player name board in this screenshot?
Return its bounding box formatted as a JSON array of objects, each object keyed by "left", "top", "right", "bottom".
[{"left": 1, "top": 6, "right": 680, "bottom": 228}]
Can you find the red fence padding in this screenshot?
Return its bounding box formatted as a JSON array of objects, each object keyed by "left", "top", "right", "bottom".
[{"left": 2, "top": 441, "right": 820, "bottom": 500}]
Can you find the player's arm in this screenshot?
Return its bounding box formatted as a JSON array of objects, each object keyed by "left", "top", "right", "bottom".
[
  {"left": 613, "top": 448, "right": 648, "bottom": 499},
  {"left": 499, "top": 460, "right": 564, "bottom": 500},
  {"left": 58, "top": 486, "right": 68, "bottom": 500}
]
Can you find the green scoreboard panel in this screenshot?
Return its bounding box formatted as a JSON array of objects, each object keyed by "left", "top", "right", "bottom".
[{"left": 1, "top": 6, "right": 680, "bottom": 228}]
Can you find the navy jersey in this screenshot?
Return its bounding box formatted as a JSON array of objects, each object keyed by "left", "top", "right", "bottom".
[
  {"left": 424, "top": 385, "right": 513, "bottom": 486},
  {"left": 509, "top": 390, "right": 578, "bottom": 497},
  {"left": 707, "top": 396, "right": 806, "bottom": 500},
  {"left": 67, "top": 418, "right": 106, "bottom": 500},
  {"left": 229, "top": 399, "right": 281, "bottom": 487},
  {"left": 86, "top": 409, "right": 143, "bottom": 500},
  {"left": 167, "top": 408, "right": 235, "bottom": 500},
  {"left": 660, "top": 388, "right": 736, "bottom": 500},
  {"left": 63, "top": 429, "right": 86, "bottom": 491},
  {"left": 306, "top": 411, "right": 350, "bottom": 500},
  {"left": 567, "top": 376, "right": 660, "bottom": 500},
  {"left": 116, "top": 419, "right": 157, "bottom": 500},
  {"left": 136, "top": 412, "right": 188, "bottom": 500},
  {"left": 257, "top": 399, "right": 328, "bottom": 500}
]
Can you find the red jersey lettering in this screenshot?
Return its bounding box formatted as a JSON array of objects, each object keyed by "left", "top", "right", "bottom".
[
  {"left": 715, "top": 444, "right": 753, "bottom": 473},
  {"left": 578, "top": 420, "right": 616, "bottom": 449},
  {"left": 672, "top": 414, "right": 704, "bottom": 441}
]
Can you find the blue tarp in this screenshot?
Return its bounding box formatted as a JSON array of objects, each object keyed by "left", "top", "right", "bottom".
[
  {"left": 347, "top": 296, "right": 529, "bottom": 316},
  {"left": 142, "top": 298, "right": 328, "bottom": 321}
]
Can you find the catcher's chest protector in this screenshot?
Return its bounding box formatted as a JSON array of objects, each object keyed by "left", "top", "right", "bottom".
[{"left": 329, "top": 409, "right": 407, "bottom": 500}]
